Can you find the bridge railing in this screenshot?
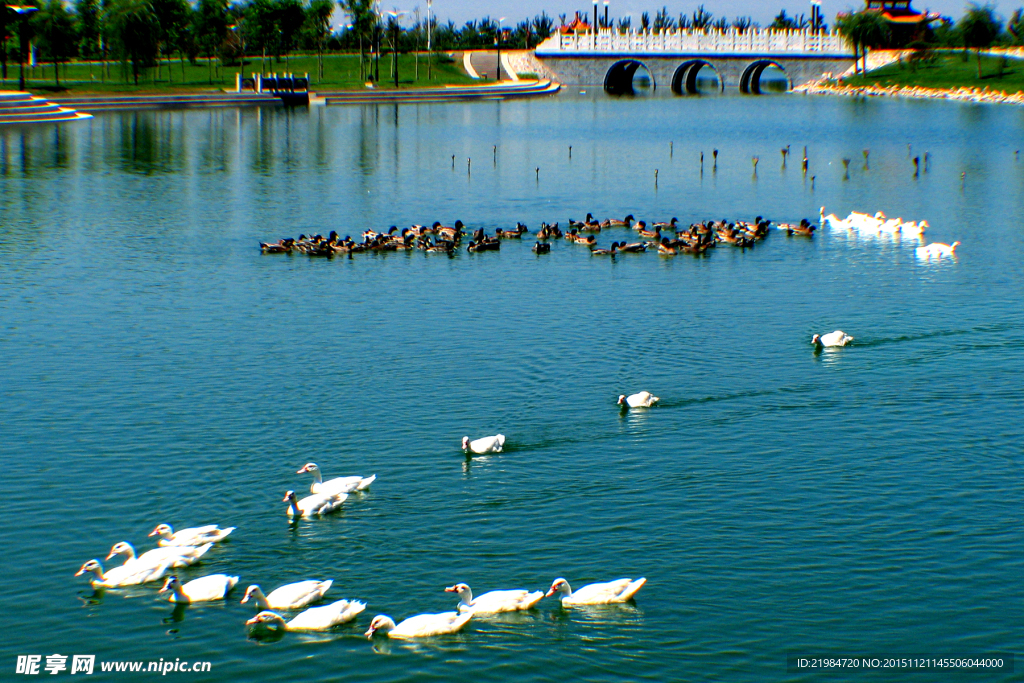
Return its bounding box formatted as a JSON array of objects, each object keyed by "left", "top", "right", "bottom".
[{"left": 537, "top": 28, "right": 851, "bottom": 56}]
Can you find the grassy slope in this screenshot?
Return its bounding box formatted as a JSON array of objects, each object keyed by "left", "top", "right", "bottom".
[
  {"left": 843, "top": 52, "right": 1024, "bottom": 94},
  {"left": 4, "top": 52, "right": 475, "bottom": 94}
]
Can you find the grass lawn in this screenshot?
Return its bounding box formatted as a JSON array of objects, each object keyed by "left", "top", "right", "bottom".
[
  {"left": 844, "top": 52, "right": 1024, "bottom": 94},
  {"left": 3, "top": 52, "right": 475, "bottom": 95}
]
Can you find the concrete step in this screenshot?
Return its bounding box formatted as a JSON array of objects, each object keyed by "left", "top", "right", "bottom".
[{"left": 0, "top": 90, "right": 91, "bottom": 125}]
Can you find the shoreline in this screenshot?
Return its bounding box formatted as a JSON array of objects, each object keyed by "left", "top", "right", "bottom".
[{"left": 793, "top": 80, "right": 1024, "bottom": 106}]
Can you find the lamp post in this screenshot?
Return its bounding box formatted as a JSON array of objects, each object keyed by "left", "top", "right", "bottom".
[
  {"left": 8, "top": 5, "right": 37, "bottom": 91},
  {"left": 604, "top": 1, "right": 609, "bottom": 29},
  {"left": 495, "top": 17, "right": 504, "bottom": 82},
  {"left": 592, "top": 0, "right": 598, "bottom": 47},
  {"left": 228, "top": 24, "right": 245, "bottom": 83},
  {"left": 426, "top": 0, "right": 432, "bottom": 80},
  {"left": 385, "top": 10, "right": 407, "bottom": 88}
]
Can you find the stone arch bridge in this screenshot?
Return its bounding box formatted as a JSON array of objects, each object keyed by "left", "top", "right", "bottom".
[{"left": 535, "top": 29, "right": 855, "bottom": 94}]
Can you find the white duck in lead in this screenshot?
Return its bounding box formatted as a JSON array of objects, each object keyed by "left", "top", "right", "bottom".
[
  {"left": 282, "top": 490, "right": 347, "bottom": 517},
  {"left": 445, "top": 583, "right": 544, "bottom": 615},
  {"left": 618, "top": 391, "right": 659, "bottom": 408},
  {"left": 159, "top": 574, "right": 239, "bottom": 603},
  {"left": 75, "top": 559, "right": 171, "bottom": 588},
  {"left": 148, "top": 523, "right": 235, "bottom": 547},
  {"left": 296, "top": 463, "right": 376, "bottom": 496},
  {"left": 106, "top": 541, "right": 212, "bottom": 569},
  {"left": 246, "top": 600, "right": 366, "bottom": 632},
  {"left": 916, "top": 241, "right": 960, "bottom": 259},
  {"left": 241, "top": 580, "right": 333, "bottom": 611},
  {"left": 365, "top": 612, "right": 472, "bottom": 639},
  {"left": 811, "top": 331, "right": 854, "bottom": 348},
  {"left": 545, "top": 577, "right": 647, "bottom": 605},
  {"left": 462, "top": 434, "right": 505, "bottom": 454}
]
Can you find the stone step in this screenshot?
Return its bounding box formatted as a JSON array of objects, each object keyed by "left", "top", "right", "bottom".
[{"left": 0, "top": 90, "right": 91, "bottom": 125}]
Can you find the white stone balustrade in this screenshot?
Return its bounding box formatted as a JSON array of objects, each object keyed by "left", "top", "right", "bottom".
[{"left": 537, "top": 28, "right": 851, "bottom": 56}]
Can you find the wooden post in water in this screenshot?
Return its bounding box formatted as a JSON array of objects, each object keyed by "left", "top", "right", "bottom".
[
  {"left": 468, "top": 158, "right": 471, "bottom": 175},
  {"left": 912, "top": 156, "right": 919, "bottom": 178},
  {"left": 493, "top": 145, "right": 497, "bottom": 166},
  {"left": 569, "top": 145, "right": 572, "bottom": 159},
  {"left": 713, "top": 148, "right": 718, "bottom": 172},
  {"left": 863, "top": 149, "right": 869, "bottom": 170},
  {"left": 842, "top": 158, "right": 850, "bottom": 180}
]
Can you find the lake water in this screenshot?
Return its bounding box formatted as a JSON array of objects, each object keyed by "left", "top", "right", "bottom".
[{"left": 1, "top": 91, "right": 1022, "bottom": 682}]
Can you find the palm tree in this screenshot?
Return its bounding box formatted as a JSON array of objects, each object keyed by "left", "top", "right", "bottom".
[{"left": 958, "top": 3, "right": 1002, "bottom": 78}]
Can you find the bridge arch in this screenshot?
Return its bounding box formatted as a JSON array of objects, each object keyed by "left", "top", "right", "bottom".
[
  {"left": 740, "top": 60, "right": 792, "bottom": 94},
  {"left": 604, "top": 59, "right": 656, "bottom": 95},
  {"left": 671, "top": 60, "right": 723, "bottom": 95}
]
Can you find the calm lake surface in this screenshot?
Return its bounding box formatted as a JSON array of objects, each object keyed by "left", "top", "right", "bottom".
[{"left": 1, "top": 91, "right": 1022, "bottom": 682}]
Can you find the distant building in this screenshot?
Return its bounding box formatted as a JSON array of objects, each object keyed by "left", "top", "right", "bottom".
[
  {"left": 559, "top": 12, "right": 592, "bottom": 35},
  {"left": 864, "top": 0, "right": 942, "bottom": 46}
]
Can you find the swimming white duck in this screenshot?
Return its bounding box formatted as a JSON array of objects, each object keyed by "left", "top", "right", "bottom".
[
  {"left": 544, "top": 577, "right": 647, "bottom": 605},
  {"left": 898, "top": 220, "right": 927, "bottom": 238},
  {"left": 246, "top": 600, "right": 366, "bottom": 632},
  {"left": 283, "top": 490, "right": 347, "bottom": 517},
  {"left": 364, "top": 612, "right": 472, "bottom": 638},
  {"left": 916, "top": 241, "right": 959, "bottom": 259},
  {"left": 159, "top": 574, "right": 239, "bottom": 603},
  {"left": 812, "top": 330, "right": 854, "bottom": 348},
  {"left": 296, "top": 463, "right": 376, "bottom": 496},
  {"left": 148, "top": 524, "right": 235, "bottom": 547},
  {"left": 75, "top": 559, "right": 171, "bottom": 588},
  {"left": 241, "top": 580, "right": 333, "bottom": 610},
  {"left": 462, "top": 434, "right": 505, "bottom": 454},
  {"left": 445, "top": 583, "right": 544, "bottom": 615},
  {"left": 106, "top": 541, "right": 212, "bottom": 569},
  {"left": 617, "top": 391, "right": 659, "bottom": 408},
  {"left": 819, "top": 207, "right": 851, "bottom": 230}
]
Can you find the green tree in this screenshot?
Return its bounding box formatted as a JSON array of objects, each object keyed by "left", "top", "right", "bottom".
[
  {"left": 770, "top": 10, "right": 796, "bottom": 30},
  {"left": 193, "top": 0, "right": 227, "bottom": 83},
  {"left": 958, "top": 3, "right": 1002, "bottom": 77},
  {"left": 340, "top": 0, "right": 374, "bottom": 80},
  {"left": 151, "top": 0, "right": 190, "bottom": 81},
  {"left": 33, "top": 0, "right": 77, "bottom": 86},
  {"left": 105, "top": 0, "right": 159, "bottom": 84},
  {"left": 304, "top": 0, "right": 332, "bottom": 80},
  {"left": 273, "top": 0, "right": 305, "bottom": 68},
  {"left": 836, "top": 10, "right": 890, "bottom": 74},
  {"left": 1, "top": 5, "right": 11, "bottom": 80},
  {"left": 75, "top": 0, "right": 101, "bottom": 60},
  {"left": 1009, "top": 9, "right": 1023, "bottom": 45},
  {"left": 691, "top": 5, "right": 712, "bottom": 30},
  {"left": 732, "top": 16, "right": 753, "bottom": 33}
]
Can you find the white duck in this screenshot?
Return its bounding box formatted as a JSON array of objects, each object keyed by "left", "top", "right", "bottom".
[
  {"left": 811, "top": 330, "right": 854, "bottom": 348},
  {"left": 159, "top": 574, "right": 239, "bottom": 603},
  {"left": 106, "top": 541, "right": 212, "bottom": 569},
  {"left": 461, "top": 434, "right": 505, "bottom": 454},
  {"left": 445, "top": 583, "right": 544, "bottom": 615},
  {"left": 365, "top": 612, "right": 472, "bottom": 639},
  {"left": 545, "top": 577, "right": 647, "bottom": 606},
  {"left": 618, "top": 391, "right": 659, "bottom": 408},
  {"left": 283, "top": 490, "right": 347, "bottom": 518},
  {"left": 241, "top": 580, "right": 333, "bottom": 611},
  {"left": 75, "top": 559, "right": 171, "bottom": 588},
  {"left": 296, "top": 463, "right": 376, "bottom": 496},
  {"left": 819, "top": 207, "right": 851, "bottom": 230},
  {"left": 148, "top": 524, "right": 235, "bottom": 547},
  {"left": 916, "top": 241, "right": 959, "bottom": 259},
  {"left": 246, "top": 600, "right": 366, "bottom": 632}
]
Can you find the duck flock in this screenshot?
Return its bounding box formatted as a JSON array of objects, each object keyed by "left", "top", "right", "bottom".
[
  {"left": 75, "top": 450, "right": 649, "bottom": 641},
  {"left": 259, "top": 214, "right": 809, "bottom": 257},
  {"left": 259, "top": 208, "right": 959, "bottom": 261},
  {"left": 79, "top": 209, "right": 959, "bottom": 644}
]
